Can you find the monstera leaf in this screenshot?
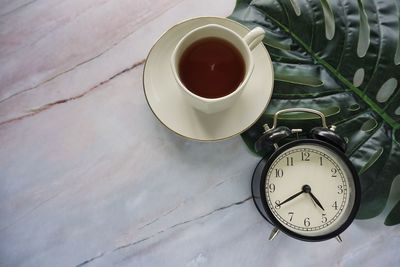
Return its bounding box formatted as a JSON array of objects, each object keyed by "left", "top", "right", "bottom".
[{"left": 229, "top": 0, "right": 400, "bottom": 225}]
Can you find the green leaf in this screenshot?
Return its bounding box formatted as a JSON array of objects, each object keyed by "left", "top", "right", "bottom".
[
  {"left": 229, "top": 0, "right": 400, "bottom": 224},
  {"left": 385, "top": 200, "right": 400, "bottom": 225}
]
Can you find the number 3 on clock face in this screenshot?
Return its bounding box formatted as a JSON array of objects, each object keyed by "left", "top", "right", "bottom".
[{"left": 260, "top": 140, "right": 360, "bottom": 241}]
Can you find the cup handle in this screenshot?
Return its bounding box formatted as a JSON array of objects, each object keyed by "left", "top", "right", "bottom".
[{"left": 243, "top": 27, "right": 265, "bottom": 50}]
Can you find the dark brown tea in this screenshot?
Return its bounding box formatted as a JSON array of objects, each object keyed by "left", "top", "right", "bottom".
[{"left": 178, "top": 37, "right": 245, "bottom": 99}]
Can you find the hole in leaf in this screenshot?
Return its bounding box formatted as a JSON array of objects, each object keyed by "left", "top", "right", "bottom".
[
  {"left": 359, "top": 147, "right": 384, "bottom": 175},
  {"left": 357, "top": 0, "right": 370, "bottom": 57},
  {"left": 324, "top": 106, "right": 341, "bottom": 117},
  {"left": 321, "top": 0, "right": 335, "bottom": 40},
  {"left": 384, "top": 175, "right": 400, "bottom": 225},
  {"left": 396, "top": 37, "right": 400, "bottom": 65},
  {"left": 395, "top": 1, "right": 400, "bottom": 65},
  {"left": 289, "top": 0, "right": 301, "bottom": 16},
  {"left": 348, "top": 104, "right": 361, "bottom": 111},
  {"left": 395, "top": 107, "right": 400, "bottom": 116},
  {"left": 361, "top": 118, "right": 378, "bottom": 132},
  {"left": 353, "top": 68, "right": 365, "bottom": 87},
  {"left": 274, "top": 72, "right": 323, "bottom": 87},
  {"left": 262, "top": 31, "right": 292, "bottom": 50},
  {"left": 376, "top": 78, "right": 398, "bottom": 103}
]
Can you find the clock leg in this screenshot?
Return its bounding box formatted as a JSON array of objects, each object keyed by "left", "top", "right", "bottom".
[
  {"left": 335, "top": 235, "right": 343, "bottom": 243},
  {"left": 269, "top": 227, "right": 280, "bottom": 240}
]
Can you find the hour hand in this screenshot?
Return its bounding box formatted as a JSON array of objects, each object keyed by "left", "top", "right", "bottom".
[{"left": 278, "top": 190, "right": 303, "bottom": 207}]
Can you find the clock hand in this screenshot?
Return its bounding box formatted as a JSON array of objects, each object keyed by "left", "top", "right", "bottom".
[
  {"left": 278, "top": 190, "right": 303, "bottom": 207},
  {"left": 302, "top": 185, "right": 325, "bottom": 211},
  {"left": 308, "top": 191, "right": 325, "bottom": 211}
]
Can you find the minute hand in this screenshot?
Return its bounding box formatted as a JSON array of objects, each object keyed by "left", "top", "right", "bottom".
[
  {"left": 278, "top": 190, "right": 303, "bottom": 207},
  {"left": 308, "top": 191, "right": 325, "bottom": 211}
]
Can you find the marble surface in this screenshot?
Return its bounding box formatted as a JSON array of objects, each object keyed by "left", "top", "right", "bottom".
[{"left": 0, "top": 0, "right": 399, "bottom": 266}]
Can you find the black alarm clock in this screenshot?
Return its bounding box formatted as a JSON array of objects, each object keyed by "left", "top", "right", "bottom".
[{"left": 251, "top": 108, "right": 361, "bottom": 242}]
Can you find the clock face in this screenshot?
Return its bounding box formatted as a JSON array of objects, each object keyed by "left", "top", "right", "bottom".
[{"left": 264, "top": 142, "right": 358, "bottom": 238}]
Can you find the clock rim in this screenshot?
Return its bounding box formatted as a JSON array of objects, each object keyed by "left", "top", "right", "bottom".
[{"left": 258, "top": 139, "right": 361, "bottom": 242}]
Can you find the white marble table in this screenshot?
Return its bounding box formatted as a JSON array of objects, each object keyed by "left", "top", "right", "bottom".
[{"left": 0, "top": 0, "right": 399, "bottom": 266}]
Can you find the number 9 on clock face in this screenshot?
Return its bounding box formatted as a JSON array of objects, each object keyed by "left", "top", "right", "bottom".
[{"left": 260, "top": 140, "right": 360, "bottom": 241}]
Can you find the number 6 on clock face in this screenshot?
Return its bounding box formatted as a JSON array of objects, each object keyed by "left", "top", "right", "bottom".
[{"left": 258, "top": 139, "right": 360, "bottom": 242}]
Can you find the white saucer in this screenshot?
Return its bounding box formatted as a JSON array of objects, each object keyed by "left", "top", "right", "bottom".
[{"left": 143, "top": 17, "right": 274, "bottom": 141}]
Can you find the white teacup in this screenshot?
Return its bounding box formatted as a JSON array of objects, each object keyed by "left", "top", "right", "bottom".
[{"left": 171, "top": 24, "right": 265, "bottom": 114}]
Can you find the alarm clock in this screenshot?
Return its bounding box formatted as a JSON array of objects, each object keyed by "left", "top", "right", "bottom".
[{"left": 251, "top": 108, "right": 361, "bottom": 242}]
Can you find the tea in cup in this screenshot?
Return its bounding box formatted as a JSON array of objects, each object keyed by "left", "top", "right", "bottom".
[{"left": 171, "top": 24, "right": 265, "bottom": 114}]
